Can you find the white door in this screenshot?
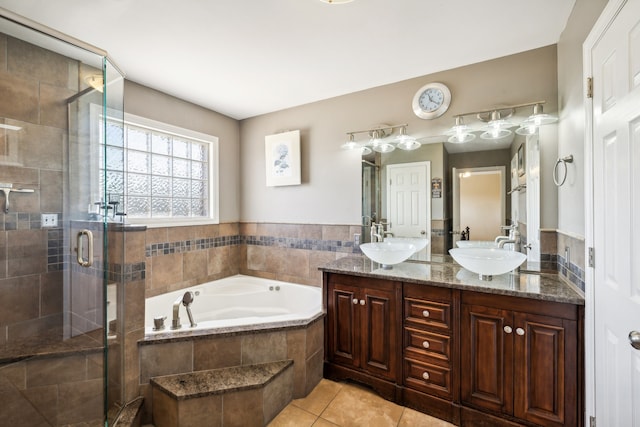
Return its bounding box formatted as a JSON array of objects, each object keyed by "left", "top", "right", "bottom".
[
  {"left": 590, "top": 0, "right": 640, "bottom": 425},
  {"left": 386, "top": 162, "right": 430, "bottom": 240},
  {"left": 525, "top": 133, "right": 541, "bottom": 262}
]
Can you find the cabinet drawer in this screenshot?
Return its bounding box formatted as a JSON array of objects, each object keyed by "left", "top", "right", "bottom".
[
  {"left": 405, "top": 298, "right": 452, "bottom": 331},
  {"left": 404, "top": 327, "right": 451, "bottom": 366},
  {"left": 404, "top": 357, "right": 452, "bottom": 399}
]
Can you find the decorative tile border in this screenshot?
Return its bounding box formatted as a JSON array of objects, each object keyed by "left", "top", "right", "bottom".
[
  {"left": 244, "top": 235, "right": 356, "bottom": 253},
  {"left": 558, "top": 254, "right": 585, "bottom": 292},
  {"left": 146, "top": 235, "right": 242, "bottom": 257}
]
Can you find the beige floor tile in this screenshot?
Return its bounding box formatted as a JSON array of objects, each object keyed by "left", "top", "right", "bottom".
[
  {"left": 312, "top": 418, "right": 340, "bottom": 426},
  {"left": 292, "top": 378, "right": 344, "bottom": 416},
  {"left": 398, "top": 407, "right": 455, "bottom": 427},
  {"left": 319, "top": 383, "right": 404, "bottom": 427},
  {"left": 268, "top": 404, "right": 318, "bottom": 427}
]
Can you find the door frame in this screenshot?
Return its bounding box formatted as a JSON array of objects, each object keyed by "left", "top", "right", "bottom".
[
  {"left": 452, "top": 165, "right": 506, "bottom": 242},
  {"left": 583, "top": 0, "right": 628, "bottom": 421}
]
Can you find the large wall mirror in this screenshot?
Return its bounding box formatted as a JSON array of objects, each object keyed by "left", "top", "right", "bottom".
[{"left": 361, "top": 131, "right": 541, "bottom": 263}]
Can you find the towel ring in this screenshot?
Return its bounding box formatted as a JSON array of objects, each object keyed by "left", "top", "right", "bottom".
[{"left": 553, "top": 155, "right": 574, "bottom": 186}]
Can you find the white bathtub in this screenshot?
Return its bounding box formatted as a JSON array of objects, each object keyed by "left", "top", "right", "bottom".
[{"left": 144, "top": 275, "right": 323, "bottom": 336}]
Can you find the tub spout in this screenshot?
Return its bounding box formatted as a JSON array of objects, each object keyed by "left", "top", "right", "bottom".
[{"left": 171, "top": 295, "right": 183, "bottom": 330}]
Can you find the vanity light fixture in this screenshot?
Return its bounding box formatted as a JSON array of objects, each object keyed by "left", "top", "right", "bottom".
[
  {"left": 341, "top": 124, "right": 420, "bottom": 153},
  {"left": 394, "top": 126, "right": 421, "bottom": 150},
  {"left": 480, "top": 110, "right": 515, "bottom": 140},
  {"left": 447, "top": 101, "right": 558, "bottom": 143},
  {"left": 319, "top": 0, "right": 354, "bottom": 3},
  {"left": 446, "top": 116, "right": 476, "bottom": 143},
  {"left": 515, "top": 103, "right": 558, "bottom": 135}
]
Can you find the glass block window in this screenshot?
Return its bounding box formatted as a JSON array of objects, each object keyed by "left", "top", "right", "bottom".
[{"left": 98, "top": 110, "right": 218, "bottom": 222}]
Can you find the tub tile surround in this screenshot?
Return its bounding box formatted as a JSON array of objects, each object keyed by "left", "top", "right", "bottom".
[
  {"left": 541, "top": 228, "right": 586, "bottom": 291},
  {"left": 139, "top": 317, "right": 324, "bottom": 425}
]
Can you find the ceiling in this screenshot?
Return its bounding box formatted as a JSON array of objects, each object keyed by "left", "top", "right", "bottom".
[{"left": 0, "top": 0, "right": 575, "bottom": 120}]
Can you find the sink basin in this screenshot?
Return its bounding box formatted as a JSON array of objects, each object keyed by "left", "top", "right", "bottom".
[
  {"left": 360, "top": 242, "right": 417, "bottom": 268},
  {"left": 448, "top": 247, "right": 527, "bottom": 280},
  {"left": 456, "top": 240, "right": 497, "bottom": 249},
  {"left": 384, "top": 237, "right": 429, "bottom": 252}
]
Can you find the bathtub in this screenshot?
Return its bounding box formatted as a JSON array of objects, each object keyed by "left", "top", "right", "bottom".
[{"left": 144, "top": 275, "right": 323, "bottom": 336}]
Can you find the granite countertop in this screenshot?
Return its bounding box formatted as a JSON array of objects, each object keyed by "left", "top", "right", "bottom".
[
  {"left": 320, "top": 256, "right": 584, "bottom": 305},
  {"left": 151, "top": 360, "right": 293, "bottom": 400}
]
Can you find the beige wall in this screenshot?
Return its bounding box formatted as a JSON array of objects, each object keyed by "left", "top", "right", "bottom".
[
  {"left": 460, "top": 173, "right": 502, "bottom": 240},
  {"left": 123, "top": 81, "right": 241, "bottom": 222},
  {"left": 556, "top": 0, "right": 608, "bottom": 236},
  {"left": 240, "top": 45, "right": 558, "bottom": 225}
]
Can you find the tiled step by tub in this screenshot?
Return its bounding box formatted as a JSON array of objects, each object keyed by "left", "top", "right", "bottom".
[{"left": 150, "top": 360, "right": 294, "bottom": 427}]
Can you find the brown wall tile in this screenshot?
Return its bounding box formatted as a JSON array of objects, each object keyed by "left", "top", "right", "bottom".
[
  {"left": 40, "top": 271, "right": 63, "bottom": 317},
  {"left": 145, "top": 227, "right": 168, "bottom": 245},
  {"left": 7, "top": 37, "right": 74, "bottom": 90},
  {"left": 263, "top": 366, "right": 293, "bottom": 424},
  {"left": 223, "top": 388, "right": 263, "bottom": 427},
  {"left": 152, "top": 387, "right": 179, "bottom": 427},
  {"left": 194, "top": 335, "right": 242, "bottom": 370},
  {"left": 241, "top": 331, "right": 287, "bottom": 365},
  {"left": 150, "top": 253, "right": 183, "bottom": 291},
  {"left": 19, "top": 122, "right": 64, "bottom": 170},
  {"left": 179, "top": 394, "right": 223, "bottom": 427},
  {"left": 183, "top": 250, "right": 208, "bottom": 281},
  {"left": 39, "top": 83, "right": 76, "bottom": 129},
  {"left": 139, "top": 341, "right": 193, "bottom": 384},
  {"left": 0, "top": 275, "right": 40, "bottom": 325},
  {"left": 322, "top": 225, "right": 350, "bottom": 241},
  {"left": 57, "top": 378, "right": 103, "bottom": 425},
  {"left": 39, "top": 169, "right": 63, "bottom": 213},
  {"left": 0, "top": 70, "right": 39, "bottom": 123},
  {"left": 26, "top": 355, "right": 87, "bottom": 388}
]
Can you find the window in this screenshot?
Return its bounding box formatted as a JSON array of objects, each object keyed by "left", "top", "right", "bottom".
[{"left": 95, "top": 107, "right": 219, "bottom": 224}]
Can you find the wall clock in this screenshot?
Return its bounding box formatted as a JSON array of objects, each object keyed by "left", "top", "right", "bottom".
[{"left": 412, "top": 82, "right": 451, "bottom": 119}]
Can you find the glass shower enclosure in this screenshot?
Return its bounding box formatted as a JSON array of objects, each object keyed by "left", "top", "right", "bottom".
[{"left": 0, "top": 8, "right": 125, "bottom": 426}]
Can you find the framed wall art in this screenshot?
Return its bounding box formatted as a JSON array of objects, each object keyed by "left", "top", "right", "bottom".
[{"left": 265, "top": 130, "right": 301, "bottom": 187}]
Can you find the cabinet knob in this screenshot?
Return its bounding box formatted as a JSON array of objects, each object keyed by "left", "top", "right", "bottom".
[
  {"left": 422, "top": 372, "right": 430, "bottom": 380},
  {"left": 359, "top": 299, "right": 366, "bottom": 305},
  {"left": 422, "top": 341, "right": 430, "bottom": 349},
  {"left": 352, "top": 298, "right": 358, "bottom": 305},
  {"left": 503, "top": 326, "right": 513, "bottom": 334},
  {"left": 422, "top": 310, "right": 430, "bottom": 318},
  {"left": 516, "top": 327, "right": 525, "bottom": 336}
]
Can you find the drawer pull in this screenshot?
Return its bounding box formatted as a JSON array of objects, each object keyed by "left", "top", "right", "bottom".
[
  {"left": 422, "top": 310, "right": 430, "bottom": 318},
  {"left": 516, "top": 327, "right": 525, "bottom": 336},
  {"left": 504, "top": 326, "right": 513, "bottom": 334},
  {"left": 422, "top": 372, "right": 430, "bottom": 380},
  {"left": 360, "top": 299, "right": 366, "bottom": 305},
  {"left": 422, "top": 341, "right": 430, "bottom": 349},
  {"left": 352, "top": 298, "right": 358, "bottom": 305}
]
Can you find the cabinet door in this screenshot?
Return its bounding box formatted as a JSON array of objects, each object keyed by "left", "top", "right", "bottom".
[
  {"left": 327, "top": 281, "right": 360, "bottom": 367},
  {"left": 361, "top": 286, "right": 398, "bottom": 380},
  {"left": 513, "top": 312, "right": 577, "bottom": 427},
  {"left": 461, "top": 304, "right": 513, "bottom": 415}
]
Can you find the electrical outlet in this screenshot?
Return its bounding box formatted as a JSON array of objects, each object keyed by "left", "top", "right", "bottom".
[{"left": 41, "top": 213, "right": 58, "bottom": 227}]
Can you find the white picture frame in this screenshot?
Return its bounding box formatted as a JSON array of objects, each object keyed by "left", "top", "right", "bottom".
[{"left": 265, "top": 130, "right": 301, "bottom": 187}]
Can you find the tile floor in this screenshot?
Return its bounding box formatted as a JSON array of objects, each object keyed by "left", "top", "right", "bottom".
[{"left": 268, "top": 379, "right": 455, "bottom": 427}]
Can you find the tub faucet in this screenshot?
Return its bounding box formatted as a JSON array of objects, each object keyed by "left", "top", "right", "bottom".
[{"left": 171, "top": 291, "right": 197, "bottom": 329}]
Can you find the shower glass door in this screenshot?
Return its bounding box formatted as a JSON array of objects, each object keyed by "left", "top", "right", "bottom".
[{"left": 0, "top": 10, "right": 125, "bottom": 426}]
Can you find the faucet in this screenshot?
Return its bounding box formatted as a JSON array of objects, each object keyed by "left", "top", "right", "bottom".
[
  {"left": 171, "top": 291, "right": 197, "bottom": 329},
  {"left": 497, "top": 223, "right": 521, "bottom": 251},
  {"left": 370, "top": 222, "right": 383, "bottom": 242}
]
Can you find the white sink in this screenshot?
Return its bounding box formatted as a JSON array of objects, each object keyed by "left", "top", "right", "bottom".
[
  {"left": 448, "top": 247, "right": 527, "bottom": 280},
  {"left": 360, "top": 242, "right": 417, "bottom": 268},
  {"left": 384, "top": 237, "right": 429, "bottom": 252},
  {"left": 456, "top": 240, "right": 497, "bottom": 248}
]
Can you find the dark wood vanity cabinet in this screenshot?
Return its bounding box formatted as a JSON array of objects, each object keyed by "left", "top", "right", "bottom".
[
  {"left": 325, "top": 273, "right": 402, "bottom": 398},
  {"left": 460, "top": 292, "right": 581, "bottom": 427},
  {"left": 323, "top": 272, "right": 583, "bottom": 427}
]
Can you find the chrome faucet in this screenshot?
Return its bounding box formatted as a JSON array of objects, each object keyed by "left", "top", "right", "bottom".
[
  {"left": 497, "top": 222, "right": 520, "bottom": 251},
  {"left": 171, "top": 291, "right": 197, "bottom": 329},
  {"left": 370, "top": 222, "right": 383, "bottom": 242}
]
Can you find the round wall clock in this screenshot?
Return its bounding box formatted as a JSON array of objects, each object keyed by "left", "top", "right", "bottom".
[{"left": 412, "top": 82, "right": 451, "bottom": 119}]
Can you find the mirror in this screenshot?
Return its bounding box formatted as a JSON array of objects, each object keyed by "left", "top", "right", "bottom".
[{"left": 361, "top": 132, "right": 540, "bottom": 264}]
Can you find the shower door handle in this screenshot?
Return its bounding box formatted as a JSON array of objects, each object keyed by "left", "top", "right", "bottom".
[{"left": 76, "top": 229, "right": 94, "bottom": 267}]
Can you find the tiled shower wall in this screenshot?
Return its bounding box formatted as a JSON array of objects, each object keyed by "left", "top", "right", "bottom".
[{"left": 0, "top": 33, "right": 73, "bottom": 341}]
